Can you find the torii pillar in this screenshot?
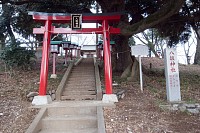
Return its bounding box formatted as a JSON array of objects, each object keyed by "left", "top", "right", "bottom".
[
  {"left": 102, "top": 20, "right": 118, "bottom": 102},
  {"left": 32, "top": 20, "right": 52, "bottom": 105}
]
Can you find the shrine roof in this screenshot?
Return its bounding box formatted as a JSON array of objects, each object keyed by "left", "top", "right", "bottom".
[
  {"left": 50, "top": 41, "right": 62, "bottom": 45},
  {"left": 97, "top": 40, "right": 115, "bottom": 45}
]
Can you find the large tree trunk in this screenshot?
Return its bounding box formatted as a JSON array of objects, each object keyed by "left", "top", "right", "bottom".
[
  {"left": 194, "top": 29, "right": 200, "bottom": 65},
  {"left": 113, "top": 35, "right": 132, "bottom": 72},
  {"left": 120, "top": 56, "right": 140, "bottom": 81},
  {"left": 112, "top": 35, "right": 140, "bottom": 81},
  {"left": 0, "top": 33, "right": 6, "bottom": 50},
  {"left": 6, "top": 24, "right": 16, "bottom": 44}
]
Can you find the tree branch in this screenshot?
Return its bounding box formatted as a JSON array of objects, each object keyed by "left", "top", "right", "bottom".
[
  {"left": 119, "top": 0, "right": 185, "bottom": 36},
  {"left": 0, "top": 0, "right": 44, "bottom": 5}
]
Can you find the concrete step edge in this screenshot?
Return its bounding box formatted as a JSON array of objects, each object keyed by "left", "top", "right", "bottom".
[
  {"left": 64, "top": 87, "right": 95, "bottom": 90},
  {"left": 43, "top": 115, "right": 97, "bottom": 120},
  {"left": 62, "top": 91, "right": 96, "bottom": 95},
  {"left": 47, "top": 106, "right": 97, "bottom": 116},
  {"left": 67, "top": 79, "right": 95, "bottom": 82},
  {"left": 65, "top": 84, "right": 95, "bottom": 87},
  {"left": 42, "top": 118, "right": 97, "bottom": 130},
  {"left": 61, "top": 96, "right": 96, "bottom": 100},
  {"left": 39, "top": 128, "right": 98, "bottom": 133}
]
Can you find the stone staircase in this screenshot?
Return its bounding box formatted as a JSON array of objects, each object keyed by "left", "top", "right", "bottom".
[
  {"left": 26, "top": 101, "right": 109, "bottom": 133},
  {"left": 38, "top": 106, "right": 98, "bottom": 133},
  {"left": 61, "top": 58, "right": 96, "bottom": 100},
  {"left": 26, "top": 58, "right": 108, "bottom": 133}
]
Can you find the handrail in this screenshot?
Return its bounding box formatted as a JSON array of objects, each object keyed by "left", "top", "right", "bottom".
[{"left": 94, "top": 57, "right": 102, "bottom": 100}]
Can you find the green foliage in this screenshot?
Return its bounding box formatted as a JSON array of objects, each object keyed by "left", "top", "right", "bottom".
[
  {"left": 0, "top": 42, "right": 36, "bottom": 70},
  {"left": 1, "top": 0, "right": 199, "bottom": 45},
  {"left": 128, "top": 37, "right": 136, "bottom": 46}
]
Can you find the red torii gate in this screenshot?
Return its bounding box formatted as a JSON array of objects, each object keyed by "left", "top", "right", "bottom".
[{"left": 29, "top": 12, "right": 121, "bottom": 103}]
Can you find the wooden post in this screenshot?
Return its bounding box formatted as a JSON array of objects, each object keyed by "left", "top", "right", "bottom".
[
  {"left": 39, "top": 20, "right": 52, "bottom": 95},
  {"left": 52, "top": 53, "right": 56, "bottom": 74},
  {"left": 103, "top": 20, "right": 112, "bottom": 94},
  {"left": 65, "top": 49, "right": 68, "bottom": 65},
  {"left": 70, "top": 49, "right": 73, "bottom": 60}
]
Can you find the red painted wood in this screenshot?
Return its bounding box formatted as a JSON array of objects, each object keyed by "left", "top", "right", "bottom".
[
  {"left": 103, "top": 20, "right": 113, "bottom": 94},
  {"left": 39, "top": 20, "right": 52, "bottom": 95},
  {"left": 33, "top": 27, "right": 120, "bottom": 34},
  {"left": 30, "top": 12, "right": 121, "bottom": 23}
]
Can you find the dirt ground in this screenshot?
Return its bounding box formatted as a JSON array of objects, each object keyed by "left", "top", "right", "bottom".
[
  {"left": 104, "top": 81, "right": 200, "bottom": 133},
  {"left": 0, "top": 57, "right": 66, "bottom": 133},
  {"left": 1, "top": 57, "right": 200, "bottom": 133},
  {"left": 104, "top": 57, "right": 200, "bottom": 133}
]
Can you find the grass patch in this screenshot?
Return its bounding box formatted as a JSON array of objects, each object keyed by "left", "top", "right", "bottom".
[
  {"left": 147, "top": 85, "right": 159, "bottom": 94},
  {"left": 113, "top": 76, "right": 127, "bottom": 84},
  {"left": 184, "top": 98, "right": 198, "bottom": 104}
]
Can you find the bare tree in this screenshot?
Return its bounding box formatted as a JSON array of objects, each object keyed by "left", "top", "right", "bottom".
[
  {"left": 194, "top": 29, "right": 200, "bottom": 64},
  {"left": 182, "top": 35, "right": 196, "bottom": 65},
  {"left": 134, "top": 29, "right": 168, "bottom": 58}
]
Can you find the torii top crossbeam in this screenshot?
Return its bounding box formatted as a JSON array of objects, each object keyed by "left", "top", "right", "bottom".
[
  {"left": 29, "top": 12, "right": 121, "bottom": 34},
  {"left": 28, "top": 12, "right": 121, "bottom": 23}
]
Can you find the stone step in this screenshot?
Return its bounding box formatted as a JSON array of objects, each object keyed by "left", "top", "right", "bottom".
[
  {"left": 74, "top": 69, "right": 93, "bottom": 71},
  {"left": 75, "top": 67, "right": 93, "bottom": 69},
  {"left": 73, "top": 67, "right": 94, "bottom": 69},
  {"left": 63, "top": 89, "right": 96, "bottom": 94},
  {"left": 70, "top": 73, "right": 95, "bottom": 76},
  {"left": 66, "top": 81, "right": 95, "bottom": 86},
  {"left": 67, "top": 80, "right": 95, "bottom": 83},
  {"left": 68, "top": 78, "right": 95, "bottom": 82},
  {"left": 65, "top": 85, "right": 95, "bottom": 88},
  {"left": 70, "top": 72, "right": 95, "bottom": 77},
  {"left": 73, "top": 67, "right": 94, "bottom": 68},
  {"left": 63, "top": 89, "right": 95, "bottom": 92},
  {"left": 72, "top": 68, "right": 94, "bottom": 70},
  {"left": 39, "top": 128, "right": 98, "bottom": 133},
  {"left": 64, "top": 87, "right": 95, "bottom": 91},
  {"left": 67, "top": 79, "right": 95, "bottom": 83},
  {"left": 71, "top": 69, "right": 94, "bottom": 71},
  {"left": 62, "top": 90, "right": 96, "bottom": 95},
  {"left": 68, "top": 76, "right": 95, "bottom": 79},
  {"left": 68, "top": 80, "right": 95, "bottom": 84},
  {"left": 71, "top": 70, "right": 94, "bottom": 73},
  {"left": 42, "top": 115, "right": 97, "bottom": 130},
  {"left": 70, "top": 72, "right": 95, "bottom": 75},
  {"left": 69, "top": 74, "right": 95, "bottom": 77},
  {"left": 61, "top": 95, "right": 96, "bottom": 100},
  {"left": 74, "top": 67, "right": 94, "bottom": 69},
  {"left": 66, "top": 83, "right": 95, "bottom": 87},
  {"left": 65, "top": 85, "right": 95, "bottom": 89},
  {"left": 47, "top": 106, "right": 97, "bottom": 116},
  {"left": 66, "top": 84, "right": 95, "bottom": 88},
  {"left": 70, "top": 71, "right": 94, "bottom": 74}
]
